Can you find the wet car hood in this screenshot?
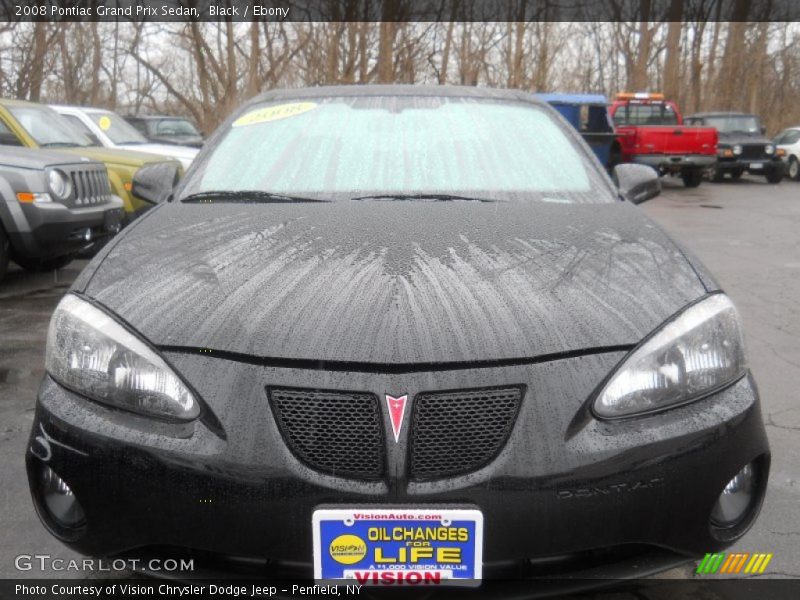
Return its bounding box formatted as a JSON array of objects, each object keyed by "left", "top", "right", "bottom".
[{"left": 79, "top": 200, "right": 707, "bottom": 365}]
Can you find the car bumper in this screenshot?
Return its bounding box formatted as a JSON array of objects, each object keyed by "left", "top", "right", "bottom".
[
  {"left": 9, "top": 197, "right": 124, "bottom": 260},
  {"left": 26, "top": 350, "right": 770, "bottom": 580},
  {"left": 630, "top": 155, "right": 717, "bottom": 169},
  {"left": 716, "top": 158, "right": 784, "bottom": 174}
]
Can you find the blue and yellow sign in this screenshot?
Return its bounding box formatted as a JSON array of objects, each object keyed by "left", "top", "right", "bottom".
[{"left": 313, "top": 508, "right": 483, "bottom": 584}]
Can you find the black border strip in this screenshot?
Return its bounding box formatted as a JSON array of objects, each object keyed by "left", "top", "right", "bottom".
[
  {"left": 157, "top": 344, "right": 634, "bottom": 374},
  {"left": 3, "top": 0, "right": 800, "bottom": 23}
]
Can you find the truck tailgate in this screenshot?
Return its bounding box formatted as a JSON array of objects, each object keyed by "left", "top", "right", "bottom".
[{"left": 630, "top": 126, "right": 717, "bottom": 156}]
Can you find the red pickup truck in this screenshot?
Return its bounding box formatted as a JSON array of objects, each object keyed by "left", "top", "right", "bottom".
[{"left": 609, "top": 93, "right": 718, "bottom": 187}]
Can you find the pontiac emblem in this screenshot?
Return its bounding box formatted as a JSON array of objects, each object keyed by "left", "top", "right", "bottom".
[{"left": 385, "top": 395, "right": 408, "bottom": 443}]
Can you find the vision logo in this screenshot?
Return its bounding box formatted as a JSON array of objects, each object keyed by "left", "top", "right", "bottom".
[{"left": 696, "top": 552, "right": 773, "bottom": 575}]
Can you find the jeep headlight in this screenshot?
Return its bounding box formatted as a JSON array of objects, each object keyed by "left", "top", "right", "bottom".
[
  {"left": 46, "top": 294, "right": 199, "bottom": 421},
  {"left": 733, "top": 144, "right": 743, "bottom": 156},
  {"left": 765, "top": 144, "right": 775, "bottom": 155},
  {"left": 594, "top": 294, "right": 747, "bottom": 419},
  {"left": 47, "top": 169, "right": 72, "bottom": 200}
]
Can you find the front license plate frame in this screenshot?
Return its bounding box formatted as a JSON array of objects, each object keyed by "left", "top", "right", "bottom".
[
  {"left": 750, "top": 162, "right": 764, "bottom": 169},
  {"left": 313, "top": 507, "right": 483, "bottom": 585}
]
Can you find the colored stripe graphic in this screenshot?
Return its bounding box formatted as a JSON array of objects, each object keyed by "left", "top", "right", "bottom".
[
  {"left": 745, "top": 553, "right": 773, "bottom": 574},
  {"left": 697, "top": 553, "right": 726, "bottom": 574},
  {"left": 720, "top": 553, "right": 749, "bottom": 574},
  {"left": 697, "top": 552, "right": 772, "bottom": 575}
]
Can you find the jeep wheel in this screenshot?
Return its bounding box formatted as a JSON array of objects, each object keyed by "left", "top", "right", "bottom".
[
  {"left": 0, "top": 226, "right": 9, "bottom": 283},
  {"left": 731, "top": 169, "right": 744, "bottom": 180},
  {"left": 710, "top": 165, "right": 726, "bottom": 183},
  {"left": 789, "top": 157, "right": 799, "bottom": 181},
  {"left": 681, "top": 167, "right": 703, "bottom": 188},
  {"left": 765, "top": 168, "right": 783, "bottom": 185},
  {"left": 14, "top": 254, "right": 76, "bottom": 272}
]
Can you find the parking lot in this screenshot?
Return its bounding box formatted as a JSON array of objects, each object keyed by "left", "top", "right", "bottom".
[{"left": 1, "top": 175, "right": 798, "bottom": 585}]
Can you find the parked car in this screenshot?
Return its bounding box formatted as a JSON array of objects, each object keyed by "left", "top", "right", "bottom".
[
  {"left": 774, "top": 126, "right": 800, "bottom": 181},
  {"left": 0, "top": 147, "right": 123, "bottom": 281},
  {"left": 609, "top": 92, "right": 718, "bottom": 187},
  {"left": 536, "top": 93, "right": 620, "bottom": 169},
  {"left": 123, "top": 115, "right": 203, "bottom": 148},
  {"left": 0, "top": 99, "right": 182, "bottom": 223},
  {"left": 51, "top": 105, "right": 198, "bottom": 170},
  {"left": 684, "top": 112, "right": 784, "bottom": 184},
  {"left": 27, "top": 86, "right": 769, "bottom": 587}
]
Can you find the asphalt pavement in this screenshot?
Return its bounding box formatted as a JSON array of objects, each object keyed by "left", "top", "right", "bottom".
[{"left": 0, "top": 175, "right": 798, "bottom": 591}]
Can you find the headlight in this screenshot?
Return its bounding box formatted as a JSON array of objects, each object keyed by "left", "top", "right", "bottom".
[
  {"left": 47, "top": 169, "right": 72, "bottom": 200},
  {"left": 733, "top": 144, "right": 743, "bottom": 156},
  {"left": 765, "top": 144, "right": 775, "bottom": 155},
  {"left": 594, "top": 294, "right": 747, "bottom": 419},
  {"left": 45, "top": 294, "right": 199, "bottom": 421}
]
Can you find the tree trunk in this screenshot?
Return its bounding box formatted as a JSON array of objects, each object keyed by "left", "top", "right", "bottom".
[
  {"left": 629, "top": 1, "right": 652, "bottom": 91},
  {"left": 662, "top": 0, "right": 683, "bottom": 100},
  {"left": 27, "top": 22, "right": 48, "bottom": 101},
  {"left": 377, "top": 0, "right": 396, "bottom": 83}
]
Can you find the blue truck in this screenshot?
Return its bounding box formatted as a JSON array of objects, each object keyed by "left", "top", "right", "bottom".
[{"left": 536, "top": 93, "right": 619, "bottom": 170}]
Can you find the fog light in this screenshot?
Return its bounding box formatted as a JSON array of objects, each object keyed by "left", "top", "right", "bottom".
[
  {"left": 39, "top": 465, "right": 85, "bottom": 528},
  {"left": 711, "top": 463, "right": 756, "bottom": 528}
]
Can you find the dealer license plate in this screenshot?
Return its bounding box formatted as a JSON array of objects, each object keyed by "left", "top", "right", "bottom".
[
  {"left": 313, "top": 508, "right": 483, "bottom": 585},
  {"left": 750, "top": 162, "right": 764, "bottom": 169}
]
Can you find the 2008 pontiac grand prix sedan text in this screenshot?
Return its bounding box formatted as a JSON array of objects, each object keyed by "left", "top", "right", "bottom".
[{"left": 26, "top": 86, "right": 769, "bottom": 588}]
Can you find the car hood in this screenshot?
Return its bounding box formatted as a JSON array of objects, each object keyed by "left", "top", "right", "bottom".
[
  {"left": 151, "top": 134, "right": 203, "bottom": 148},
  {"left": 0, "top": 146, "right": 102, "bottom": 170},
  {"left": 717, "top": 132, "right": 771, "bottom": 145},
  {"left": 58, "top": 146, "right": 178, "bottom": 168},
  {"left": 80, "top": 200, "right": 707, "bottom": 365},
  {"left": 119, "top": 142, "right": 199, "bottom": 163}
]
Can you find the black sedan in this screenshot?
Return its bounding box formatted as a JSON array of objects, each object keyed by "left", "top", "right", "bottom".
[{"left": 27, "top": 86, "right": 769, "bottom": 589}]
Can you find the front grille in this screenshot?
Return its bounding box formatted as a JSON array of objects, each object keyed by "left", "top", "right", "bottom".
[
  {"left": 68, "top": 167, "right": 112, "bottom": 206},
  {"left": 268, "top": 387, "right": 385, "bottom": 480},
  {"left": 739, "top": 144, "right": 766, "bottom": 160},
  {"left": 409, "top": 386, "right": 524, "bottom": 481}
]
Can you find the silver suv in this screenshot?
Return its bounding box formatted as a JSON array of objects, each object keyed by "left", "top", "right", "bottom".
[{"left": 0, "top": 147, "right": 123, "bottom": 281}]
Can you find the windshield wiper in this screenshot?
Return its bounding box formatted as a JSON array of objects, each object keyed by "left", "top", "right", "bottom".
[
  {"left": 351, "top": 193, "right": 496, "bottom": 202},
  {"left": 181, "top": 190, "right": 331, "bottom": 204}
]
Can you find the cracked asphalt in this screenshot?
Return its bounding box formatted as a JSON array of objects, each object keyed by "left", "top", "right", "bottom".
[{"left": 0, "top": 175, "right": 797, "bottom": 593}]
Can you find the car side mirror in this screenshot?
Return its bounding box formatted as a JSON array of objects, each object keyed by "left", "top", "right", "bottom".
[
  {"left": 613, "top": 163, "right": 661, "bottom": 204},
  {"left": 131, "top": 162, "right": 180, "bottom": 204}
]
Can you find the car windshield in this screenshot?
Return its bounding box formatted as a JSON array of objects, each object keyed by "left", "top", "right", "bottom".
[
  {"left": 8, "top": 104, "right": 92, "bottom": 148},
  {"left": 182, "top": 96, "right": 613, "bottom": 203},
  {"left": 703, "top": 115, "right": 761, "bottom": 134},
  {"left": 91, "top": 111, "right": 148, "bottom": 145},
  {"left": 156, "top": 118, "right": 200, "bottom": 136},
  {"left": 612, "top": 102, "right": 679, "bottom": 126}
]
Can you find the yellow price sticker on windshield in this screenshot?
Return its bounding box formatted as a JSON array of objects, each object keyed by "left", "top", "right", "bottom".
[
  {"left": 98, "top": 116, "right": 112, "bottom": 131},
  {"left": 232, "top": 102, "right": 317, "bottom": 127}
]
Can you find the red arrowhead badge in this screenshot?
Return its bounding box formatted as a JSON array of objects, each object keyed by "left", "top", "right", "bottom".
[{"left": 385, "top": 395, "right": 408, "bottom": 443}]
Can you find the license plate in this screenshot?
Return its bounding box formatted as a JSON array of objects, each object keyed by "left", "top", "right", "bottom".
[
  {"left": 313, "top": 508, "right": 483, "bottom": 585},
  {"left": 104, "top": 208, "right": 123, "bottom": 232},
  {"left": 750, "top": 162, "right": 763, "bottom": 169}
]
